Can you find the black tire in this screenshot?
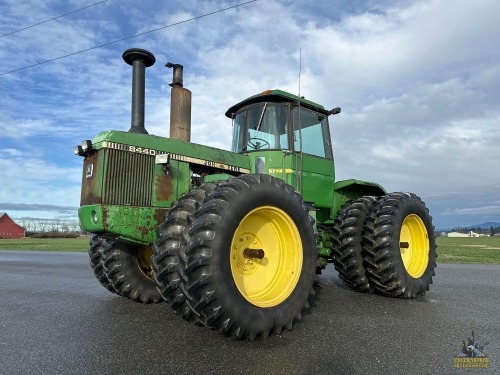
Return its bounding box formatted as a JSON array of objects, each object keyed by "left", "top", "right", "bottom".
[
  {"left": 152, "top": 183, "right": 216, "bottom": 321},
  {"left": 103, "top": 242, "right": 162, "bottom": 304},
  {"left": 88, "top": 235, "right": 119, "bottom": 294},
  {"left": 363, "top": 193, "right": 437, "bottom": 298},
  {"left": 180, "top": 174, "right": 317, "bottom": 340},
  {"left": 332, "top": 196, "right": 379, "bottom": 293}
]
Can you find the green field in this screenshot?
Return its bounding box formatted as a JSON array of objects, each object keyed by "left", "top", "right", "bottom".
[
  {"left": 0, "top": 236, "right": 499, "bottom": 264},
  {"left": 0, "top": 237, "right": 90, "bottom": 252},
  {"left": 436, "top": 236, "right": 500, "bottom": 264}
]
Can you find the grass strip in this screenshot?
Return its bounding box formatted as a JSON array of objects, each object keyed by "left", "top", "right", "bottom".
[
  {"left": 1, "top": 236, "right": 499, "bottom": 264},
  {"left": 0, "top": 237, "right": 89, "bottom": 252}
]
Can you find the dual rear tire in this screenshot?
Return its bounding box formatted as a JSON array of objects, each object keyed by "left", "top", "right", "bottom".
[{"left": 332, "top": 193, "right": 436, "bottom": 298}]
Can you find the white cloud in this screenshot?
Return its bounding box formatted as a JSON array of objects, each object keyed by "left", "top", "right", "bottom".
[{"left": 0, "top": 153, "right": 81, "bottom": 207}]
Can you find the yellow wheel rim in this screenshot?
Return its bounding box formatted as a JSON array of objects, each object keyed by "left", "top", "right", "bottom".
[
  {"left": 399, "top": 214, "right": 429, "bottom": 278},
  {"left": 230, "top": 206, "right": 303, "bottom": 308},
  {"left": 136, "top": 245, "right": 154, "bottom": 280}
]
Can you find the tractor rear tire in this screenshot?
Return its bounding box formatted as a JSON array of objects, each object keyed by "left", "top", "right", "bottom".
[
  {"left": 152, "top": 183, "right": 216, "bottom": 321},
  {"left": 103, "top": 242, "right": 162, "bottom": 304},
  {"left": 332, "top": 196, "right": 379, "bottom": 293},
  {"left": 180, "top": 174, "right": 317, "bottom": 340},
  {"left": 88, "top": 235, "right": 119, "bottom": 294},
  {"left": 363, "top": 193, "right": 437, "bottom": 298}
]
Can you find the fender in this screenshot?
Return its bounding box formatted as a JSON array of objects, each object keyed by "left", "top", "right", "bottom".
[{"left": 332, "top": 179, "right": 387, "bottom": 218}]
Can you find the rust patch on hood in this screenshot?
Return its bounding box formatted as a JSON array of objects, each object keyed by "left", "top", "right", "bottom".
[{"left": 155, "top": 173, "right": 174, "bottom": 202}]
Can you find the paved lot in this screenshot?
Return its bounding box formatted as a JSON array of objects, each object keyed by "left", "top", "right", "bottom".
[{"left": 0, "top": 250, "right": 498, "bottom": 375}]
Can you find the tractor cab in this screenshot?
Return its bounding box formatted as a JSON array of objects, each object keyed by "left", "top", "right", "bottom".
[{"left": 227, "top": 89, "right": 337, "bottom": 159}]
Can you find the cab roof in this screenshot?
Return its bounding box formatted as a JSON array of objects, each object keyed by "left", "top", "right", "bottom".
[{"left": 224, "top": 89, "right": 328, "bottom": 118}]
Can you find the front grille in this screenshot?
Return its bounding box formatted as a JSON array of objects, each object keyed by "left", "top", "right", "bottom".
[{"left": 102, "top": 149, "right": 155, "bottom": 206}]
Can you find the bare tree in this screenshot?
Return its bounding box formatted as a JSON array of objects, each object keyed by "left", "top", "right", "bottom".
[{"left": 39, "top": 220, "right": 48, "bottom": 233}]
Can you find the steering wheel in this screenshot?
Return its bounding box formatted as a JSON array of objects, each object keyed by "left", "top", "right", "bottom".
[{"left": 247, "top": 137, "right": 270, "bottom": 150}]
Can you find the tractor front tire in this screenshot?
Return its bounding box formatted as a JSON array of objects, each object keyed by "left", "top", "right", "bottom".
[
  {"left": 88, "top": 235, "right": 119, "bottom": 294},
  {"left": 103, "top": 242, "right": 162, "bottom": 304},
  {"left": 363, "top": 193, "right": 437, "bottom": 298},
  {"left": 332, "top": 196, "right": 379, "bottom": 293},
  {"left": 181, "top": 174, "right": 317, "bottom": 340},
  {"left": 153, "top": 183, "right": 216, "bottom": 321}
]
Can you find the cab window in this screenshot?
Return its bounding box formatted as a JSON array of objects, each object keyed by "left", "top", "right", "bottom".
[
  {"left": 292, "top": 107, "right": 333, "bottom": 159},
  {"left": 231, "top": 103, "right": 289, "bottom": 152}
]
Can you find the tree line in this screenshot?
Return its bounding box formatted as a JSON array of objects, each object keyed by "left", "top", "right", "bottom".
[
  {"left": 449, "top": 226, "right": 499, "bottom": 237},
  {"left": 13, "top": 217, "right": 500, "bottom": 237},
  {"left": 13, "top": 217, "right": 81, "bottom": 235}
]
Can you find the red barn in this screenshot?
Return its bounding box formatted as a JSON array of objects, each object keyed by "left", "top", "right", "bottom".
[{"left": 0, "top": 213, "right": 25, "bottom": 239}]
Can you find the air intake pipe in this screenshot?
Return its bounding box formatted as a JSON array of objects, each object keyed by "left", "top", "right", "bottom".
[
  {"left": 122, "top": 48, "right": 156, "bottom": 134},
  {"left": 166, "top": 62, "right": 191, "bottom": 142}
]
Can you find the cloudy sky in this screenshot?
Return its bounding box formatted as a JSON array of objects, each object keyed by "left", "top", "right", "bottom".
[{"left": 0, "top": 0, "right": 499, "bottom": 229}]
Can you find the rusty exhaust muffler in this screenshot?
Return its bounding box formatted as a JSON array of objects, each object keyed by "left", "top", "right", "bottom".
[
  {"left": 122, "top": 48, "right": 156, "bottom": 134},
  {"left": 166, "top": 62, "right": 191, "bottom": 142}
]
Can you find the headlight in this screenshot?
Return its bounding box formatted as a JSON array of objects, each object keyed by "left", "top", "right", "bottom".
[
  {"left": 74, "top": 145, "right": 83, "bottom": 155},
  {"left": 81, "top": 140, "right": 93, "bottom": 151},
  {"left": 74, "top": 140, "right": 93, "bottom": 157}
]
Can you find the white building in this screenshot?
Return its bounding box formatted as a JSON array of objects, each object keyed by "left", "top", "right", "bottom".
[{"left": 447, "top": 231, "right": 486, "bottom": 238}]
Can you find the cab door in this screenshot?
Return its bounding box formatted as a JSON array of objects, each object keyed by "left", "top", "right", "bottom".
[{"left": 288, "top": 106, "right": 335, "bottom": 210}]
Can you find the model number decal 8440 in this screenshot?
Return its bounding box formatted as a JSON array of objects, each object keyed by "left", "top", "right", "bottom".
[
  {"left": 102, "top": 141, "right": 249, "bottom": 173},
  {"left": 128, "top": 146, "right": 160, "bottom": 155}
]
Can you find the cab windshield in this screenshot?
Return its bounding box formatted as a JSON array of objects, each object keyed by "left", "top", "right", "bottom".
[
  {"left": 231, "top": 101, "right": 333, "bottom": 160},
  {"left": 231, "top": 103, "right": 289, "bottom": 153}
]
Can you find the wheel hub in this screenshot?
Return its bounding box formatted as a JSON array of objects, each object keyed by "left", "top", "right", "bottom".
[
  {"left": 232, "top": 234, "right": 262, "bottom": 274},
  {"left": 243, "top": 248, "right": 265, "bottom": 260}
]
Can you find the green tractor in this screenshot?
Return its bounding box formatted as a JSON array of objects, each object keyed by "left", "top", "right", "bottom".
[{"left": 76, "top": 48, "right": 437, "bottom": 340}]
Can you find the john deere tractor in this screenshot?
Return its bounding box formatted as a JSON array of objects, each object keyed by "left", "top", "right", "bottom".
[{"left": 76, "top": 48, "right": 437, "bottom": 340}]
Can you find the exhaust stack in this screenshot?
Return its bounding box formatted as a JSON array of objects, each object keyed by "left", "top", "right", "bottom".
[
  {"left": 167, "top": 62, "right": 191, "bottom": 142},
  {"left": 122, "top": 48, "right": 156, "bottom": 134}
]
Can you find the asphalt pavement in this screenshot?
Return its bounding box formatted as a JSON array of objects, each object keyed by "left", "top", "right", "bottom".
[{"left": 0, "top": 250, "right": 498, "bottom": 375}]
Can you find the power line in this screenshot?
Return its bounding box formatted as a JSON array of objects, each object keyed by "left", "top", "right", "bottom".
[
  {"left": 0, "top": 1, "right": 110, "bottom": 38},
  {"left": 0, "top": 0, "right": 258, "bottom": 77}
]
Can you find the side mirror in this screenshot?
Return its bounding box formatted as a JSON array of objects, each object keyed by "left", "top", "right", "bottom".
[{"left": 327, "top": 107, "right": 341, "bottom": 116}]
